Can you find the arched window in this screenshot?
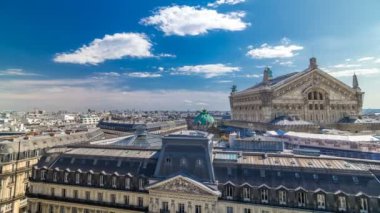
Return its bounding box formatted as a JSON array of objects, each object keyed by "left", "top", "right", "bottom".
[
  {"left": 225, "top": 184, "right": 234, "bottom": 199},
  {"left": 308, "top": 92, "right": 312, "bottom": 100}
]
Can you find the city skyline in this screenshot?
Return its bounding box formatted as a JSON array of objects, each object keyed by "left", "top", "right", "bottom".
[{"left": 1, "top": 0, "right": 380, "bottom": 111}]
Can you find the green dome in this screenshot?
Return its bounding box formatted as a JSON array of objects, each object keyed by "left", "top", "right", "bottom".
[{"left": 193, "top": 110, "right": 215, "bottom": 126}]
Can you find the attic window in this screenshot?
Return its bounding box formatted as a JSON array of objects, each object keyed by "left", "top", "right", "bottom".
[
  {"left": 353, "top": 176, "right": 359, "bottom": 184},
  {"left": 196, "top": 159, "right": 203, "bottom": 167},
  {"left": 313, "top": 174, "right": 318, "bottom": 180},
  {"left": 260, "top": 170, "right": 265, "bottom": 178},
  {"left": 332, "top": 175, "right": 338, "bottom": 183},
  {"left": 295, "top": 173, "right": 300, "bottom": 178},
  {"left": 165, "top": 158, "right": 171, "bottom": 164},
  {"left": 277, "top": 171, "right": 281, "bottom": 177}
]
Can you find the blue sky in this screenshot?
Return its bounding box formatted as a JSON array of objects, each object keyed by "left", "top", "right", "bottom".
[{"left": 1, "top": 0, "right": 380, "bottom": 111}]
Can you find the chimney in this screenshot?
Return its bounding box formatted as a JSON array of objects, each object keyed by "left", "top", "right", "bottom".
[{"left": 309, "top": 57, "right": 318, "bottom": 70}]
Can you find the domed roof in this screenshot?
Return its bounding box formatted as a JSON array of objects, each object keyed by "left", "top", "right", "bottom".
[{"left": 193, "top": 110, "right": 215, "bottom": 126}]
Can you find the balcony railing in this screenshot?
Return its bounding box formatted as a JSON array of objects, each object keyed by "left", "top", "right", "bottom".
[{"left": 27, "top": 193, "right": 148, "bottom": 212}]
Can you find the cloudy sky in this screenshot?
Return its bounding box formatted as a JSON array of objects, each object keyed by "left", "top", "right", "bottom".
[{"left": 1, "top": 0, "right": 380, "bottom": 111}]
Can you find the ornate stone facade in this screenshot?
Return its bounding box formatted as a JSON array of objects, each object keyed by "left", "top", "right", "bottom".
[{"left": 229, "top": 58, "right": 364, "bottom": 125}]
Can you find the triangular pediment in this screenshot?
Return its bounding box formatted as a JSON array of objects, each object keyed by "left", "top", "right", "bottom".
[
  {"left": 273, "top": 68, "right": 356, "bottom": 99},
  {"left": 147, "top": 175, "right": 220, "bottom": 196}
]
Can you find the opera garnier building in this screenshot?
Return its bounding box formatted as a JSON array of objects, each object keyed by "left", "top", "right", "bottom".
[
  {"left": 27, "top": 130, "right": 380, "bottom": 213},
  {"left": 228, "top": 58, "right": 366, "bottom": 131}
]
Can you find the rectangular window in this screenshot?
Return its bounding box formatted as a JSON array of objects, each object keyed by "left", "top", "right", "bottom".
[
  {"left": 99, "top": 175, "right": 104, "bottom": 187},
  {"left": 162, "top": 202, "right": 169, "bottom": 211},
  {"left": 85, "top": 191, "right": 90, "bottom": 200},
  {"left": 41, "top": 170, "right": 46, "bottom": 180},
  {"left": 112, "top": 176, "right": 117, "bottom": 188},
  {"left": 110, "top": 194, "right": 116, "bottom": 204},
  {"left": 359, "top": 197, "right": 368, "bottom": 213},
  {"left": 62, "top": 189, "right": 66, "bottom": 198},
  {"left": 125, "top": 177, "right": 130, "bottom": 189},
  {"left": 297, "top": 192, "right": 306, "bottom": 207},
  {"left": 64, "top": 173, "right": 69, "bottom": 183},
  {"left": 139, "top": 179, "right": 144, "bottom": 190},
  {"left": 317, "top": 194, "right": 325, "bottom": 209},
  {"left": 73, "top": 190, "right": 78, "bottom": 199},
  {"left": 279, "top": 190, "right": 286, "bottom": 205},
  {"left": 53, "top": 172, "right": 57, "bottom": 182},
  {"left": 261, "top": 188, "right": 268, "bottom": 203},
  {"left": 338, "top": 196, "right": 346, "bottom": 211},
  {"left": 124, "top": 195, "right": 130, "bottom": 205},
  {"left": 87, "top": 174, "right": 92, "bottom": 185},
  {"left": 195, "top": 205, "right": 202, "bottom": 213},
  {"left": 226, "top": 207, "right": 233, "bottom": 213},
  {"left": 138, "top": 197, "right": 143, "bottom": 207},
  {"left": 50, "top": 188, "right": 55, "bottom": 197},
  {"left": 243, "top": 187, "right": 250, "bottom": 201},
  {"left": 244, "top": 208, "right": 251, "bottom": 213},
  {"left": 226, "top": 185, "right": 233, "bottom": 200},
  {"left": 98, "top": 193, "right": 103, "bottom": 202},
  {"left": 178, "top": 203, "right": 185, "bottom": 213},
  {"left": 75, "top": 173, "right": 80, "bottom": 184}
]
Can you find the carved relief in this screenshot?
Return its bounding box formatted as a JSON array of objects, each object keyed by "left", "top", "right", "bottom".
[{"left": 153, "top": 177, "right": 214, "bottom": 195}]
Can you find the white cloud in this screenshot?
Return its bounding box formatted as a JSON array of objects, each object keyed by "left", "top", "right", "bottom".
[
  {"left": 246, "top": 40, "right": 303, "bottom": 59},
  {"left": 274, "top": 60, "right": 294, "bottom": 67},
  {"left": 140, "top": 5, "right": 248, "bottom": 36},
  {"left": 245, "top": 74, "right": 261, "bottom": 78},
  {"left": 374, "top": 58, "right": 380, "bottom": 64},
  {"left": 158, "top": 67, "right": 164, "bottom": 72},
  {"left": 91, "top": 72, "right": 121, "bottom": 79},
  {"left": 126, "top": 72, "right": 162, "bottom": 78},
  {"left": 54, "top": 33, "right": 153, "bottom": 65},
  {"left": 345, "top": 58, "right": 351, "bottom": 62},
  {"left": 357, "top": 57, "right": 375, "bottom": 62},
  {"left": 217, "top": 80, "right": 233, "bottom": 83},
  {"left": 208, "top": 0, "right": 245, "bottom": 7},
  {"left": 172, "top": 64, "right": 240, "bottom": 78},
  {"left": 0, "top": 69, "right": 40, "bottom": 76},
  {"left": 332, "top": 64, "right": 361, "bottom": 68},
  {"left": 327, "top": 68, "right": 380, "bottom": 77},
  {"left": 157, "top": 53, "right": 176, "bottom": 58}
]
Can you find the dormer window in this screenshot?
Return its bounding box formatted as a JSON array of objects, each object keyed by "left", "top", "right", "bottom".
[
  {"left": 180, "top": 158, "right": 187, "bottom": 167},
  {"left": 295, "top": 173, "right": 300, "bottom": 178},
  {"left": 332, "top": 175, "right": 338, "bottom": 183},
  {"left": 260, "top": 170, "right": 265, "bottom": 178},
  {"left": 196, "top": 159, "right": 203, "bottom": 167},
  {"left": 225, "top": 184, "right": 234, "bottom": 200},
  {"left": 296, "top": 191, "right": 306, "bottom": 207},
  {"left": 359, "top": 197, "right": 368, "bottom": 213},
  {"left": 260, "top": 188, "right": 268, "bottom": 203},
  {"left": 317, "top": 194, "right": 325, "bottom": 209},
  {"left": 75, "top": 173, "right": 80, "bottom": 184},
  {"left": 112, "top": 176, "right": 117, "bottom": 188},
  {"left": 41, "top": 170, "right": 46, "bottom": 180},
  {"left": 242, "top": 187, "right": 250, "bottom": 202},
  {"left": 99, "top": 175, "right": 104, "bottom": 187},
  {"left": 313, "top": 174, "right": 318, "bottom": 180},
  {"left": 87, "top": 174, "right": 92, "bottom": 185},
  {"left": 139, "top": 178, "right": 144, "bottom": 190},
  {"left": 338, "top": 196, "right": 346, "bottom": 211},
  {"left": 279, "top": 190, "right": 286, "bottom": 205},
  {"left": 165, "top": 158, "right": 171, "bottom": 165},
  {"left": 64, "top": 172, "right": 69, "bottom": 183},
  {"left": 125, "top": 177, "right": 130, "bottom": 189},
  {"left": 53, "top": 172, "right": 57, "bottom": 182},
  {"left": 353, "top": 176, "right": 359, "bottom": 184}
]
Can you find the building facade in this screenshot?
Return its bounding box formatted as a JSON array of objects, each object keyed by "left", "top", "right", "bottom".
[
  {"left": 28, "top": 131, "right": 380, "bottom": 213},
  {"left": 229, "top": 58, "right": 364, "bottom": 125},
  {"left": 0, "top": 129, "right": 103, "bottom": 213}
]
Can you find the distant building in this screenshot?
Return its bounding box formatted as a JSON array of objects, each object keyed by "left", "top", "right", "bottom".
[
  {"left": 188, "top": 110, "right": 216, "bottom": 130},
  {"left": 28, "top": 131, "right": 380, "bottom": 213},
  {"left": 229, "top": 58, "right": 363, "bottom": 125},
  {"left": 80, "top": 115, "right": 100, "bottom": 125}
]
